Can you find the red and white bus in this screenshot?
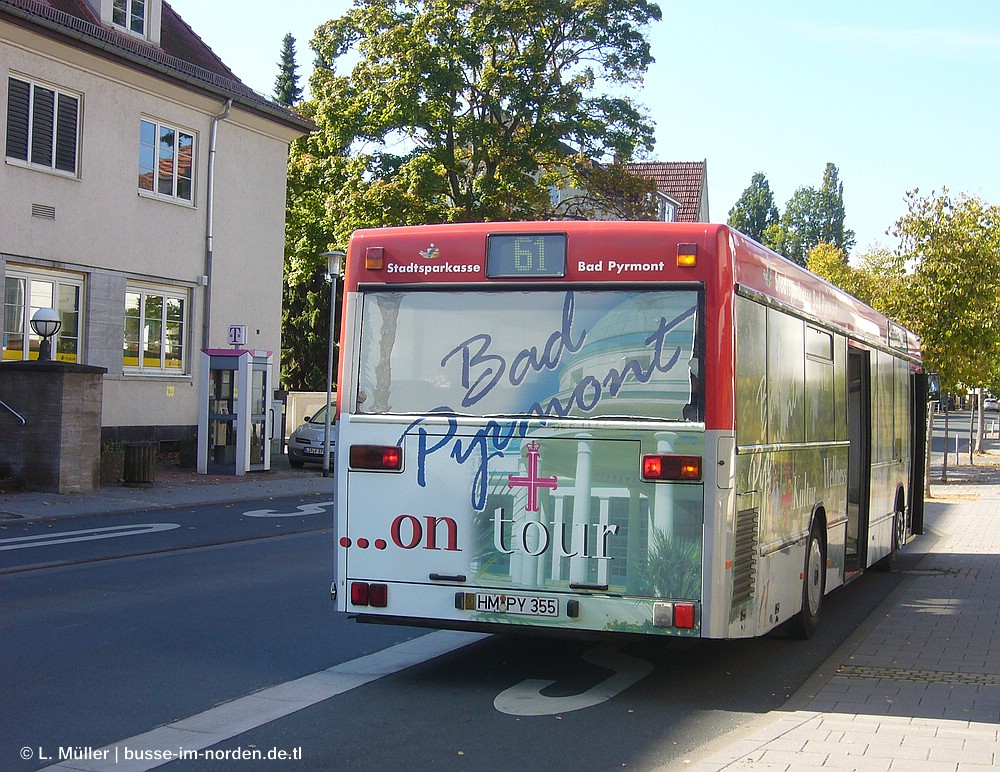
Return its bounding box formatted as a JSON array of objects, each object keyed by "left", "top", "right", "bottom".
[{"left": 332, "top": 222, "right": 926, "bottom": 639}]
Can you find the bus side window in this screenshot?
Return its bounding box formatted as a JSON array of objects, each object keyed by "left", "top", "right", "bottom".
[{"left": 734, "top": 297, "right": 767, "bottom": 445}]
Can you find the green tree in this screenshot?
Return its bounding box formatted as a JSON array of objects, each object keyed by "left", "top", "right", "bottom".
[
  {"left": 549, "top": 158, "right": 658, "bottom": 220},
  {"left": 817, "top": 163, "right": 855, "bottom": 252},
  {"left": 891, "top": 189, "right": 1000, "bottom": 394},
  {"left": 806, "top": 242, "right": 856, "bottom": 295},
  {"left": 280, "top": 0, "right": 662, "bottom": 389},
  {"left": 853, "top": 246, "right": 908, "bottom": 319},
  {"left": 806, "top": 242, "right": 909, "bottom": 321},
  {"left": 774, "top": 163, "right": 856, "bottom": 266},
  {"left": 308, "top": 0, "right": 660, "bottom": 221},
  {"left": 728, "top": 172, "right": 778, "bottom": 244},
  {"left": 274, "top": 33, "right": 303, "bottom": 107}
]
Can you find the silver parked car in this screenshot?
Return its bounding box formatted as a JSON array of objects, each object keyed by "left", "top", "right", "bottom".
[{"left": 287, "top": 404, "right": 336, "bottom": 468}]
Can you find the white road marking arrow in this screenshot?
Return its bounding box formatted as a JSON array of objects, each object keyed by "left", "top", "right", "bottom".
[
  {"left": 494, "top": 643, "right": 653, "bottom": 716},
  {"left": 242, "top": 501, "right": 335, "bottom": 518}
]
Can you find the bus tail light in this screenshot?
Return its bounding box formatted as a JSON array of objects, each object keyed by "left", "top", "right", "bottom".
[
  {"left": 350, "top": 445, "right": 402, "bottom": 471},
  {"left": 652, "top": 601, "right": 697, "bottom": 629},
  {"left": 350, "top": 581, "right": 388, "bottom": 608},
  {"left": 642, "top": 454, "right": 702, "bottom": 481},
  {"left": 350, "top": 581, "right": 369, "bottom": 605},
  {"left": 674, "top": 603, "right": 696, "bottom": 629}
]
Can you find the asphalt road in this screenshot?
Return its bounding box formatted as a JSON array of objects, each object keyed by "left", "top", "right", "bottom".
[
  {"left": 0, "top": 493, "right": 332, "bottom": 573},
  {"left": 0, "top": 496, "right": 922, "bottom": 771}
]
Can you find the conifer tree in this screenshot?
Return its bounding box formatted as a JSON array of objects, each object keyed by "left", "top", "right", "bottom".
[
  {"left": 772, "top": 163, "right": 856, "bottom": 266},
  {"left": 274, "top": 33, "right": 303, "bottom": 107},
  {"left": 727, "top": 172, "right": 779, "bottom": 244}
]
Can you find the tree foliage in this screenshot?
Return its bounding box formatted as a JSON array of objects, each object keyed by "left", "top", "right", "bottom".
[
  {"left": 274, "top": 33, "right": 303, "bottom": 107},
  {"left": 549, "top": 157, "right": 658, "bottom": 220},
  {"left": 891, "top": 189, "right": 1000, "bottom": 393},
  {"left": 769, "top": 163, "right": 856, "bottom": 265},
  {"left": 280, "top": 0, "right": 663, "bottom": 389},
  {"left": 808, "top": 189, "right": 1000, "bottom": 396},
  {"left": 727, "top": 172, "right": 778, "bottom": 244},
  {"left": 806, "top": 242, "right": 907, "bottom": 317},
  {"left": 307, "top": 0, "right": 660, "bottom": 222}
]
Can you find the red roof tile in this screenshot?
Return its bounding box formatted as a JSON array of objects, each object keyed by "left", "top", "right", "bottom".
[
  {"left": 1, "top": 0, "right": 311, "bottom": 130},
  {"left": 45, "top": 0, "right": 97, "bottom": 23},
  {"left": 159, "top": 1, "right": 241, "bottom": 83},
  {"left": 625, "top": 160, "right": 708, "bottom": 222}
]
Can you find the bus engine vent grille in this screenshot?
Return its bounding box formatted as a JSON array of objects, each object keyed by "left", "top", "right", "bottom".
[{"left": 732, "top": 507, "right": 759, "bottom": 608}]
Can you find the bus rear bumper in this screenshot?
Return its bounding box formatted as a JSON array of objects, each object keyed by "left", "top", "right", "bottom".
[{"left": 337, "top": 580, "right": 703, "bottom": 638}]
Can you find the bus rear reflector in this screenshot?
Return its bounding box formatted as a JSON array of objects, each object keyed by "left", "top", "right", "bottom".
[
  {"left": 641, "top": 454, "right": 702, "bottom": 481},
  {"left": 350, "top": 445, "right": 402, "bottom": 470},
  {"left": 351, "top": 581, "right": 388, "bottom": 608}
]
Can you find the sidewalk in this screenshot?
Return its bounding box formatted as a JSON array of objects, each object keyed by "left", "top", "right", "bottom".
[
  {"left": 0, "top": 453, "right": 332, "bottom": 522},
  {"left": 676, "top": 463, "right": 1000, "bottom": 771}
]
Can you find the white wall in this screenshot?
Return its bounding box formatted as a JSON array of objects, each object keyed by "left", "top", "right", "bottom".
[{"left": 1, "top": 20, "right": 303, "bottom": 435}]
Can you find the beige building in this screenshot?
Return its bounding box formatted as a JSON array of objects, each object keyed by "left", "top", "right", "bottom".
[{"left": 1, "top": 0, "right": 310, "bottom": 445}]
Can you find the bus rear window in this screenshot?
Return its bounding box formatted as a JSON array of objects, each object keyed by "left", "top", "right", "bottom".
[{"left": 355, "top": 289, "right": 701, "bottom": 421}]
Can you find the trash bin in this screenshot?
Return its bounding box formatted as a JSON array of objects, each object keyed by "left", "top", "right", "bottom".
[{"left": 122, "top": 441, "right": 158, "bottom": 487}]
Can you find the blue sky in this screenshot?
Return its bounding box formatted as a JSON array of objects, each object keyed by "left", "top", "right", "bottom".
[{"left": 167, "top": 0, "right": 1000, "bottom": 253}]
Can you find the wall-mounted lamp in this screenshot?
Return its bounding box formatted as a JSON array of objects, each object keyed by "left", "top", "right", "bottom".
[{"left": 30, "top": 307, "right": 61, "bottom": 361}]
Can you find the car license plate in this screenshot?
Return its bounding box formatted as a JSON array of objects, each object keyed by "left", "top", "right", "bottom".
[
  {"left": 475, "top": 593, "right": 558, "bottom": 617},
  {"left": 303, "top": 447, "right": 324, "bottom": 455}
]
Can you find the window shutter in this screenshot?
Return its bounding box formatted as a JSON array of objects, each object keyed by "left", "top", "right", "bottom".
[
  {"left": 5, "top": 78, "right": 30, "bottom": 161},
  {"left": 30, "top": 85, "right": 55, "bottom": 167},
  {"left": 55, "top": 93, "right": 79, "bottom": 173}
]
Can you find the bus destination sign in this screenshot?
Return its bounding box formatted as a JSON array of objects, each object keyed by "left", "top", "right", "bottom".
[{"left": 486, "top": 233, "right": 567, "bottom": 278}]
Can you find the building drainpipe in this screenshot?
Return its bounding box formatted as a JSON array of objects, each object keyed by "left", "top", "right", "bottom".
[{"left": 202, "top": 99, "right": 232, "bottom": 350}]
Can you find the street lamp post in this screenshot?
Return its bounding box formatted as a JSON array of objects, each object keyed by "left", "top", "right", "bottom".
[
  {"left": 321, "top": 250, "right": 346, "bottom": 478},
  {"left": 30, "top": 308, "right": 62, "bottom": 361}
]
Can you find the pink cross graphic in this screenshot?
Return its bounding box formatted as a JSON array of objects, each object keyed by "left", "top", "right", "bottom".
[{"left": 508, "top": 440, "right": 558, "bottom": 513}]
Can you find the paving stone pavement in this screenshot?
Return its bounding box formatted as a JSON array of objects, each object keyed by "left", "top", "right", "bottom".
[{"left": 673, "top": 477, "right": 1000, "bottom": 771}]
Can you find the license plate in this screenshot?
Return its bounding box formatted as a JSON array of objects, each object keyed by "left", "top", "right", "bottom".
[
  {"left": 303, "top": 447, "right": 324, "bottom": 455},
  {"left": 475, "top": 593, "right": 558, "bottom": 617}
]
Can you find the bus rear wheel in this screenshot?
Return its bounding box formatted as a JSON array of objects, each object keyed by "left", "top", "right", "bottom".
[
  {"left": 790, "top": 520, "right": 826, "bottom": 639},
  {"left": 873, "top": 499, "right": 905, "bottom": 572}
]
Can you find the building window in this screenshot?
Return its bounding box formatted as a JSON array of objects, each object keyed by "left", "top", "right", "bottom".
[
  {"left": 5, "top": 76, "right": 80, "bottom": 175},
  {"left": 113, "top": 0, "right": 146, "bottom": 36},
  {"left": 124, "top": 285, "right": 186, "bottom": 373},
  {"left": 656, "top": 197, "right": 677, "bottom": 222},
  {"left": 138, "top": 118, "right": 194, "bottom": 202},
  {"left": 3, "top": 268, "right": 83, "bottom": 362}
]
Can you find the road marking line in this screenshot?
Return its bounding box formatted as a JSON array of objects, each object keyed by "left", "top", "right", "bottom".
[
  {"left": 0, "top": 524, "right": 180, "bottom": 551},
  {"left": 242, "top": 501, "right": 334, "bottom": 518},
  {"left": 44, "top": 630, "right": 486, "bottom": 772}
]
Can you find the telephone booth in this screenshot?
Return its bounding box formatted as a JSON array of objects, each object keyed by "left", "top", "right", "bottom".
[{"left": 197, "top": 349, "right": 273, "bottom": 475}]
